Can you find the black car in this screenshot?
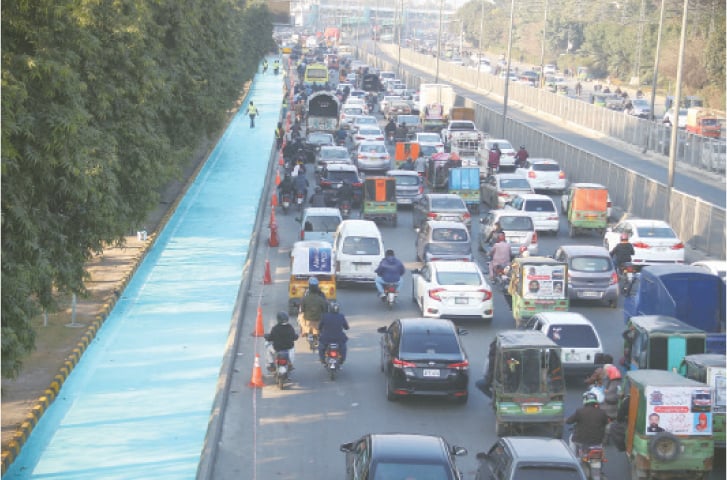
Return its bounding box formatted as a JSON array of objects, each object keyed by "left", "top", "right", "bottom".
[
  {"left": 377, "top": 318, "right": 469, "bottom": 403},
  {"left": 318, "top": 164, "right": 363, "bottom": 205},
  {"left": 341, "top": 433, "right": 468, "bottom": 480}
]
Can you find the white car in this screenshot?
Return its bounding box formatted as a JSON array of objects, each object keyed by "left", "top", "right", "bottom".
[
  {"left": 354, "top": 141, "right": 391, "bottom": 172},
  {"left": 340, "top": 104, "right": 366, "bottom": 129},
  {"left": 344, "top": 96, "right": 368, "bottom": 114},
  {"left": 351, "top": 115, "right": 379, "bottom": 131},
  {"left": 480, "top": 139, "right": 517, "bottom": 168},
  {"left": 415, "top": 132, "right": 445, "bottom": 157},
  {"left": 505, "top": 193, "right": 560, "bottom": 234},
  {"left": 603, "top": 219, "right": 685, "bottom": 265},
  {"left": 316, "top": 146, "right": 351, "bottom": 172},
  {"left": 412, "top": 261, "right": 494, "bottom": 321},
  {"left": 663, "top": 108, "right": 688, "bottom": 128},
  {"left": 691, "top": 260, "right": 727, "bottom": 280},
  {"left": 514, "top": 158, "right": 567, "bottom": 193},
  {"left": 521, "top": 312, "right": 604, "bottom": 378},
  {"left": 543, "top": 64, "right": 557, "bottom": 75},
  {"left": 352, "top": 127, "right": 385, "bottom": 148},
  {"left": 379, "top": 95, "right": 402, "bottom": 114}
]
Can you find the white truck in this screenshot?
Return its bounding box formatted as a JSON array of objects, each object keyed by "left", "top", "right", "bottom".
[
  {"left": 419, "top": 84, "right": 455, "bottom": 132},
  {"left": 440, "top": 120, "right": 484, "bottom": 150}
]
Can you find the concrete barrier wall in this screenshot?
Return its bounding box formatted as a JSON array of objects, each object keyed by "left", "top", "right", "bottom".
[{"left": 361, "top": 45, "right": 725, "bottom": 259}]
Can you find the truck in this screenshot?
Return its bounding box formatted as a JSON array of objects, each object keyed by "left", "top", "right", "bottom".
[
  {"left": 624, "top": 265, "right": 726, "bottom": 354},
  {"left": 419, "top": 84, "right": 456, "bottom": 132},
  {"left": 440, "top": 120, "right": 483, "bottom": 149},
  {"left": 685, "top": 108, "right": 722, "bottom": 138},
  {"left": 306, "top": 92, "right": 340, "bottom": 133},
  {"left": 449, "top": 107, "right": 475, "bottom": 122}
]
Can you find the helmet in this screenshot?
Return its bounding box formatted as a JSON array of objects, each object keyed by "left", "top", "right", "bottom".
[
  {"left": 385, "top": 249, "right": 395, "bottom": 257},
  {"left": 329, "top": 302, "right": 340, "bottom": 313},
  {"left": 276, "top": 311, "right": 290, "bottom": 324},
  {"left": 308, "top": 276, "right": 319, "bottom": 287},
  {"left": 620, "top": 232, "right": 629, "bottom": 241},
  {"left": 583, "top": 392, "right": 599, "bottom": 406}
]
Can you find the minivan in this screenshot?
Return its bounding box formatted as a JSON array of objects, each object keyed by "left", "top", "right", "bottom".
[
  {"left": 553, "top": 245, "right": 619, "bottom": 307},
  {"left": 333, "top": 220, "right": 385, "bottom": 284}
]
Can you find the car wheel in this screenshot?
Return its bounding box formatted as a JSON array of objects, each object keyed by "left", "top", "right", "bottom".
[
  {"left": 386, "top": 375, "right": 398, "bottom": 401},
  {"left": 649, "top": 432, "right": 681, "bottom": 462}
]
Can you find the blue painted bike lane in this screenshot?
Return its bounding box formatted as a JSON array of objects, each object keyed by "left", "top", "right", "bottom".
[{"left": 5, "top": 68, "right": 284, "bottom": 480}]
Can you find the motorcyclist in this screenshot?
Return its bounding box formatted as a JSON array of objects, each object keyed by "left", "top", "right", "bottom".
[
  {"left": 292, "top": 172, "right": 309, "bottom": 199},
  {"left": 336, "top": 180, "right": 355, "bottom": 207},
  {"left": 335, "top": 125, "right": 348, "bottom": 145},
  {"left": 273, "top": 59, "right": 280, "bottom": 74},
  {"left": 318, "top": 302, "right": 350, "bottom": 364},
  {"left": 415, "top": 151, "right": 427, "bottom": 177},
  {"left": 265, "top": 312, "right": 299, "bottom": 372},
  {"left": 299, "top": 277, "right": 329, "bottom": 338},
  {"left": 394, "top": 123, "right": 408, "bottom": 142},
  {"left": 375, "top": 249, "right": 405, "bottom": 300},
  {"left": 489, "top": 233, "right": 512, "bottom": 280},
  {"left": 487, "top": 144, "right": 502, "bottom": 174},
  {"left": 515, "top": 145, "right": 529, "bottom": 168},
  {"left": 565, "top": 392, "right": 610, "bottom": 455},
  {"left": 384, "top": 118, "right": 397, "bottom": 141},
  {"left": 277, "top": 173, "right": 295, "bottom": 204},
  {"left": 584, "top": 354, "right": 622, "bottom": 419},
  {"left": 399, "top": 156, "right": 415, "bottom": 171},
  {"left": 309, "top": 186, "right": 328, "bottom": 207},
  {"left": 610, "top": 232, "right": 635, "bottom": 269}
]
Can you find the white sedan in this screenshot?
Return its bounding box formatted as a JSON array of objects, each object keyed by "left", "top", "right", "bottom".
[
  {"left": 603, "top": 219, "right": 685, "bottom": 265},
  {"left": 514, "top": 158, "right": 567, "bottom": 193},
  {"left": 352, "top": 127, "right": 385, "bottom": 148},
  {"left": 411, "top": 261, "right": 494, "bottom": 321}
]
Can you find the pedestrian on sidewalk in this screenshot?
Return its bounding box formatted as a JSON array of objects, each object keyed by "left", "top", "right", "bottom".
[{"left": 247, "top": 101, "right": 258, "bottom": 128}]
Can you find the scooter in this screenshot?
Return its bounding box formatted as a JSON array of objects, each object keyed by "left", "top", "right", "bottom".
[
  {"left": 382, "top": 283, "right": 398, "bottom": 309},
  {"left": 323, "top": 343, "right": 342, "bottom": 380},
  {"left": 281, "top": 192, "right": 292, "bottom": 213}
]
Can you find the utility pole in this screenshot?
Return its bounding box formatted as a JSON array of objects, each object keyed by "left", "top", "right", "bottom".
[
  {"left": 501, "top": 0, "right": 515, "bottom": 137},
  {"left": 539, "top": 0, "right": 548, "bottom": 88},
  {"left": 436, "top": 0, "right": 443, "bottom": 83},
  {"left": 633, "top": 0, "right": 647, "bottom": 83},
  {"left": 477, "top": 1, "right": 485, "bottom": 89},
  {"left": 649, "top": 0, "right": 666, "bottom": 122}
]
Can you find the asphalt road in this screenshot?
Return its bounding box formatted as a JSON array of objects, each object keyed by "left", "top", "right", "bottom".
[{"left": 211, "top": 139, "right": 725, "bottom": 479}]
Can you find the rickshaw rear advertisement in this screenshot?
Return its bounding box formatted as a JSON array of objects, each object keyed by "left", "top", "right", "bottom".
[
  {"left": 645, "top": 386, "right": 713, "bottom": 435},
  {"left": 292, "top": 246, "right": 332, "bottom": 273},
  {"left": 523, "top": 264, "right": 566, "bottom": 300}
]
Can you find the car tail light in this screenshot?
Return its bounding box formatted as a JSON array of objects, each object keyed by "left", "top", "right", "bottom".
[
  {"left": 352, "top": 182, "right": 362, "bottom": 187},
  {"left": 558, "top": 171, "right": 566, "bottom": 179},
  {"left": 376, "top": 136, "right": 384, "bottom": 141},
  {"left": 300, "top": 230, "right": 305, "bottom": 240},
  {"left": 532, "top": 232, "right": 538, "bottom": 244},
  {"left": 384, "top": 154, "right": 390, "bottom": 160},
  {"left": 392, "top": 357, "right": 417, "bottom": 369},
  {"left": 463, "top": 212, "right": 471, "bottom": 220},
  {"left": 418, "top": 185, "right": 424, "bottom": 194},
  {"left": 358, "top": 154, "right": 365, "bottom": 159},
  {"left": 610, "top": 272, "right": 618, "bottom": 285},
  {"left": 671, "top": 242, "right": 684, "bottom": 250},
  {"left": 498, "top": 192, "right": 509, "bottom": 197},
  {"left": 607, "top": 200, "right": 612, "bottom": 208},
  {"left": 320, "top": 180, "right": 331, "bottom": 187},
  {"left": 528, "top": 171, "right": 537, "bottom": 178},
  {"left": 448, "top": 360, "right": 469, "bottom": 370},
  {"left": 633, "top": 242, "right": 650, "bottom": 249},
  {"left": 479, "top": 289, "right": 493, "bottom": 301},
  {"left": 427, "top": 212, "right": 437, "bottom": 218},
  {"left": 428, "top": 288, "right": 445, "bottom": 301},
  {"left": 548, "top": 214, "right": 559, "bottom": 220}
]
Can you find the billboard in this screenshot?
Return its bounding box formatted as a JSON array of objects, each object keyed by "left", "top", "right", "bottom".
[
  {"left": 645, "top": 386, "right": 712, "bottom": 435},
  {"left": 266, "top": 0, "right": 291, "bottom": 25}
]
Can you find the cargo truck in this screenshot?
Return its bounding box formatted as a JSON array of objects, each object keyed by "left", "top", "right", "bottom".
[
  {"left": 685, "top": 108, "right": 722, "bottom": 138},
  {"left": 419, "top": 84, "right": 456, "bottom": 132},
  {"left": 306, "top": 92, "right": 340, "bottom": 133}
]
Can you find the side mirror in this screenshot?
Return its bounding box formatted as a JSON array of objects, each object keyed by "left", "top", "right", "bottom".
[
  {"left": 411, "top": 268, "right": 421, "bottom": 275},
  {"left": 340, "top": 442, "right": 353, "bottom": 453},
  {"left": 479, "top": 217, "right": 485, "bottom": 224},
  {"left": 377, "top": 326, "right": 387, "bottom": 334},
  {"left": 475, "top": 452, "right": 489, "bottom": 461},
  {"left": 451, "top": 446, "right": 468, "bottom": 456},
  {"left": 457, "top": 328, "right": 469, "bottom": 336}
]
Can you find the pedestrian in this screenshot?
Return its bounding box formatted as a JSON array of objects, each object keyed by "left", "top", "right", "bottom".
[
  {"left": 275, "top": 122, "right": 284, "bottom": 150},
  {"left": 247, "top": 101, "right": 258, "bottom": 128},
  {"left": 575, "top": 81, "right": 582, "bottom": 97}
]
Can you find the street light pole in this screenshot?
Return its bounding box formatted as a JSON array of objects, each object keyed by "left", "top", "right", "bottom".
[
  {"left": 397, "top": 0, "right": 403, "bottom": 74},
  {"left": 501, "top": 0, "right": 515, "bottom": 137},
  {"left": 649, "top": 0, "right": 666, "bottom": 122},
  {"left": 539, "top": 0, "right": 548, "bottom": 88},
  {"left": 436, "top": 0, "right": 443, "bottom": 83},
  {"left": 477, "top": 2, "right": 485, "bottom": 89}
]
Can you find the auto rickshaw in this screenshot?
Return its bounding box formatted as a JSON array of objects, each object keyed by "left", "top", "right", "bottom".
[
  {"left": 564, "top": 184, "right": 609, "bottom": 237},
  {"left": 394, "top": 141, "right": 420, "bottom": 169},
  {"left": 506, "top": 257, "right": 569, "bottom": 327},
  {"left": 288, "top": 240, "right": 336, "bottom": 314},
  {"left": 489, "top": 330, "right": 565, "bottom": 437},
  {"left": 361, "top": 176, "right": 397, "bottom": 226},
  {"left": 426, "top": 152, "right": 461, "bottom": 191},
  {"left": 448, "top": 167, "right": 481, "bottom": 212},
  {"left": 679, "top": 353, "right": 726, "bottom": 449},
  {"left": 621, "top": 370, "right": 714, "bottom": 480}
]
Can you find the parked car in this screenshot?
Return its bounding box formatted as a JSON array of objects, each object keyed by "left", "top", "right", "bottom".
[
  {"left": 340, "top": 433, "right": 467, "bottom": 480},
  {"left": 480, "top": 173, "right": 534, "bottom": 209},
  {"left": 412, "top": 261, "right": 494, "bottom": 321},
  {"left": 521, "top": 312, "right": 604, "bottom": 378},
  {"left": 413, "top": 194, "right": 471, "bottom": 230},
  {"left": 352, "top": 127, "right": 385, "bottom": 148},
  {"left": 479, "top": 210, "right": 538, "bottom": 256},
  {"left": 561, "top": 183, "right": 612, "bottom": 219},
  {"left": 554, "top": 245, "right": 619, "bottom": 307},
  {"left": 603, "top": 218, "right": 685, "bottom": 265},
  {"left": 316, "top": 145, "right": 351, "bottom": 172},
  {"left": 475, "top": 437, "right": 586, "bottom": 480},
  {"left": 514, "top": 158, "right": 567, "bottom": 193},
  {"left": 386, "top": 169, "right": 424, "bottom": 205},
  {"left": 505, "top": 193, "right": 560, "bottom": 234},
  {"left": 377, "top": 317, "right": 470, "bottom": 403},
  {"left": 353, "top": 141, "right": 391, "bottom": 172},
  {"left": 415, "top": 221, "right": 473, "bottom": 262},
  {"left": 318, "top": 163, "right": 363, "bottom": 205}
]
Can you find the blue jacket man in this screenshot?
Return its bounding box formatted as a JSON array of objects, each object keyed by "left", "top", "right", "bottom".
[
  {"left": 375, "top": 249, "right": 405, "bottom": 298},
  {"left": 318, "top": 303, "right": 350, "bottom": 362}
]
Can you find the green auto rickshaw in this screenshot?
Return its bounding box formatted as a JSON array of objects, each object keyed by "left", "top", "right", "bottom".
[
  {"left": 623, "top": 369, "right": 714, "bottom": 480},
  {"left": 507, "top": 257, "right": 569, "bottom": 327},
  {"left": 490, "top": 330, "right": 566, "bottom": 438},
  {"left": 361, "top": 176, "right": 397, "bottom": 226},
  {"left": 679, "top": 353, "right": 726, "bottom": 449},
  {"left": 623, "top": 315, "right": 706, "bottom": 373}
]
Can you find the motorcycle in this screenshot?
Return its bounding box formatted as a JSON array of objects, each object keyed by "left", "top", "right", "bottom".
[
  {"left": 490, "top": 263, "right": 511, "bottom": 291},
  {"left": 382, "top": 283, "right": 398, "bottom": 309},
  {"left": 323, "top": 343, "right": 343, "bottom": 380},
  {"left": 338, "top": 199, "right": 352, "bottom": 219},
  {"left": 264, "top": 339, "right": 292, "bottom": 390},
  {"left": 273, "top": 66, "right": 279, "bottom": 75},
  {"left": 307, "top": 332, "right": 319, "bottom": 352},
  {"left": 281, "top": 192, "right": 292, "bottom": 213},
  {"left": 617, "top": 262, "right": 640, "bottom": 293},
  {"left": 569, "top": 427, "right": 606, "bottom": 480},
  {"left": 295, "top": 190, "right": 306, "bottom": 211}
]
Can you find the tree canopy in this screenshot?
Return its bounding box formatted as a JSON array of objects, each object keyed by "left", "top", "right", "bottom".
[{"left": 1, "top": 0, "right": 275, "bottom": 378}]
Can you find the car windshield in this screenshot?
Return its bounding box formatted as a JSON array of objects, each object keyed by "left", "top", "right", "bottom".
[
  {"left": 303, "top": 216, "right": 341, "bottom": 232},
  {"left": 513, "top": 465, "right": 583, "bottom": 480},
  {"left": 418, "top": 134, "right": 440, "bottom": 143},
  {"left": 431, "top": 197, "right": 465, "bottom": 210},
  {"left": 328, "top": 171, "right": 358, "bottom": 182},
  {"left": 450, "top": 122, "right": 474, "bottom": 130},
  {"left": 341, "top": 236, "right": 380, "bottom": 255},
  {"left": 420, "top": 145, "right": 439, "bottom": 156},
  {"left": 635, "top": 226, "right": 677, "bottom": 238},
  {"left": 393, "top": 175, "right": 420, "bottom": 186},
  {"left": 569, "top": 256, "right": 612, "bottom": 272},
  {"left": 344, "top": 107, "right": 363, "bottom": 115},
  {"left": 372, "top": 462, "right": 452, "bottom": 480},
  {"left": 308, "top": 134, "right": 332, "bottom": 144},
  {"left": 427, "top": 242, "right": 472, "bottom": 255},
  {"left": 500, "top": 348, "right": 564, "bottom": 394},
  {"left": 432, "top": 228, "right": 469, "bottom": 242},
  {"left": 401, "top": 332, "right": 461, "bottom": 354},
  {"left": 356, "top": 117, "right": 377, "bottom": 126},
  {"left": 359, "top": 129, "right": 382, "bottom": 136},
  {"left": 547, "top": 324, "right": 599, "bottom": 348},
  {"left": 499, "top": 216, "right": 533, "bottom": 230},
  {"left": 321, "top": 149, "right": 348, "bottom": 160},
  {"left": 436, "top": 271, "right": 481, "bottom": 286},
  {"left": 500, "top": 178, "right": 531, "bottom": 189},
  {"left": 532, "top": 163, "right": 561, "bottom": 172},
  {"left": 361, "top": 144, "right": 387, "bottom": 153},
  {"left": 524, "top": 200, "right": 556, "bottom": 212}
]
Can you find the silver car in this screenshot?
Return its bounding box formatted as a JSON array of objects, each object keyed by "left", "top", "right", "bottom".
[
  {"left": 479, "top": 210, "right": 538, "bottom": 256},
  {"left": 386, "top": 170, "right": 423, "bottom": 205},
  {"left": 480, "top": 173, "right": 534, "bottom": 209},
  {"left": 415, "top": 221, "right": 473, "bottom": 262},
  {"left": 553, "top": 245, "right": 619, "bottom": 307},
  {"left": 354, "top": 141, "right": 391, "bottom": 172}
]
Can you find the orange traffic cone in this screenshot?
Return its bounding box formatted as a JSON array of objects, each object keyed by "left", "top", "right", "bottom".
[
  {"left": 252, "top": 306, "right": 265, "bottom": 336},
  {"left": 278, "top": 152, "right": 284, "bottom": 166},
  {"left": 262, "top": 259, "right": 272, "bottom": 285},
  {"left": 275, "top": 169, "right": 281, "bottom": 186},
  {"left": 271, "top": 191, "right": 278, "bottom": 207},
  {"left": 248, "top": 354, "right": 265, "bottom": 388},
  {"left": 268, "top": 207, "right": 279, "bottom": 247}
]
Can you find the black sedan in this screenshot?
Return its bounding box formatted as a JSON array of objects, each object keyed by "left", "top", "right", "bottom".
[
  {"left": 377, "top": 318, "right": 469, "bottom": 403},
  {"left": 340, "top": 433, "right": 468, "bottom": 480}
]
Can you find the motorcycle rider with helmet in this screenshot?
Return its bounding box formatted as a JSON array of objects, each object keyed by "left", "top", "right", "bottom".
[
  {"left": 566, "top": 392, "right": 610, "bottom": 455},
  {"left": 318, "top": 302, "right": 350, "bottom": 364},
  {"left": 292, "top": 171, "right": 309, "bottom": 198},
  {"left": 265, "top": 312, "right": 299, "bottom": 372},
  {"left": 309, "top": 186, "right": 328, "bottom": 207},
  {"left": 299, "top": 277, "right": 328, "bottom": 338},
  {"left": 489, "top": 233, "right": 512, "bottom": 280},
  {"left": 384, "top": 118, "right": 397, "bottom": 143},
  {"left": 515, "top": 145, "right": 529, "bottom": 168},
  {"left": 610, "top": 232, "right": 635, "bottom": 269},
  {"left": 375, "top": 249, "right": 405, "bottom": 300},
  {"left": 277, "top": 172, "right": 295, "bottom": 204},
  {"left": 336, "top": 180, "right": 355, "bottom": 208}
]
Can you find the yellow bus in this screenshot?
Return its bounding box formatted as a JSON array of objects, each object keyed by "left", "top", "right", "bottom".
[{"left": 304, "top": 63, "right": 329, "bottom": 87}]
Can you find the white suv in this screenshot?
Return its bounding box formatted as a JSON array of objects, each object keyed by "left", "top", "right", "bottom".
[{"left": 505, "top": 193, "right": 560, "bottom": 234}]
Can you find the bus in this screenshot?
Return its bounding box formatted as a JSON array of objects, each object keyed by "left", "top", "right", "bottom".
[{"left": 304, "top": 63, "right": 330, "bottom": 87}]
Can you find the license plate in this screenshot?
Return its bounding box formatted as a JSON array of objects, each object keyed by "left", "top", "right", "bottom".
[
  {"left": 579, "top": 291, "right": 602, "bottom": 298},
  {"left": 440, "top": 216, "right": 457, "bottom": 221},
  {"left": 422, "top": 369, "right": 440, "bottom": 377},
  {"left": 524, "top": 406, "right": 540, "bottom": 414},
  {"left": 455, "top": 297, "right": 468, "bottom": 304},
  {"left": 590, "top": 461, "right": 601, "bottom": 469}
]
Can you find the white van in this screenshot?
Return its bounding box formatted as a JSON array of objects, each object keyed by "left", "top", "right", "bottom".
[{"left": 333, "top": 220, "right": 384, "bottom": 283}]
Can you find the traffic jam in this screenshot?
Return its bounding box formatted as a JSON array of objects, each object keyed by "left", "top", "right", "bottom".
[{"left": 262, "top": 35, "right": 725, "bottom": 480}]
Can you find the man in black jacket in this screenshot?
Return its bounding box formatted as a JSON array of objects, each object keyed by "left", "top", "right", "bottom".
[
  {"left": 566, "top": 392, "right": 610, "bottom": 454},
  {"left": 265, "top": 312, "right": 299, "bottom": 371}
]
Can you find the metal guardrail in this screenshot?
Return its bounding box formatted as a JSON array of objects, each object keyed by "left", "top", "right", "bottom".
[{"left": 359, "top": 43, "right": 725, "bottom": 258}]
